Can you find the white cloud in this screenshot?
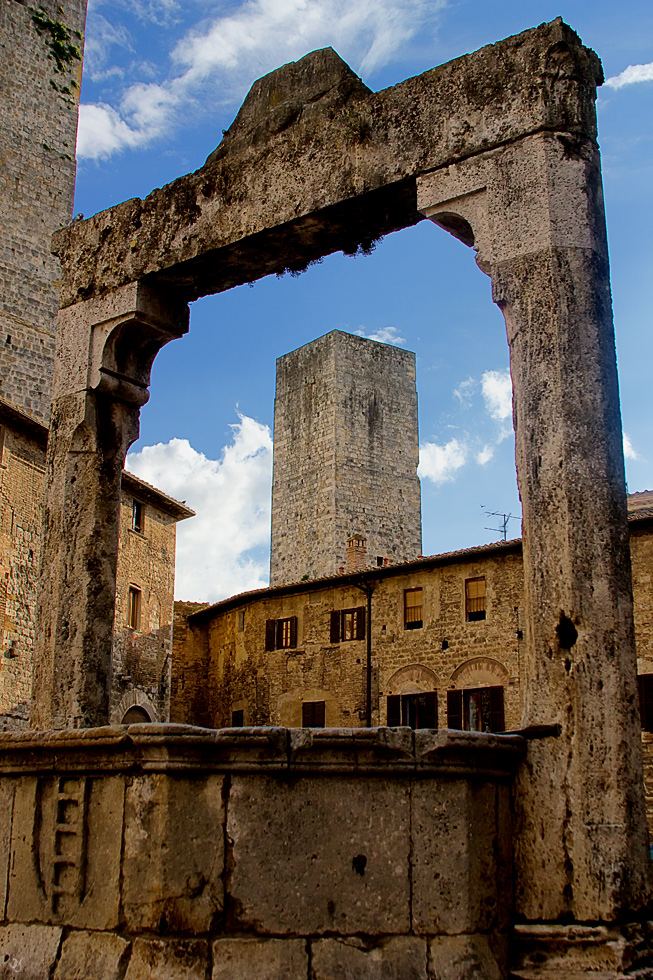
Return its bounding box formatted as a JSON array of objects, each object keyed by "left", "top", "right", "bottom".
[
  {"left": 605, "top": 62, "right": 653, "bottom": 90},
  {"left": 453, "top": 376, "right": 475, "bottom": 407},
  {"left": 84, "top": 13, "right": 131, "bottom": 80},
  {"left": 624, "top": 432, "right": 640, "bottom": 461},
  {"left": 125, "top": 415, "right": 273, "bottom": 602},
  {"left": 78, "top": 0, "right": 445, "bottom": 158},
  {"left": 418, "top": 438, "right": 467, "bottom": 485},
  {"left": 480, "top": 368, "right": 512, "bottom": 422},
  {"left": 354, "top": 325, "right": 406, "bottom": 345},
  {"left": 476, "top": 444, "right": 493, "bottom": 466}
]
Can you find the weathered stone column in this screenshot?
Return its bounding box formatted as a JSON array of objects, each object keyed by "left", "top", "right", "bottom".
[
  {"left": 418, "top": 128, "right": 651, "bottom": 944},
  {"left": 31, "top": 282, "right": 189, "bottom": 729}
]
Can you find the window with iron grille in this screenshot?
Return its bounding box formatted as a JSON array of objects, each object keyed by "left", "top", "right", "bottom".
[
  {"left": 447, "top": 686, "right": 504, "bottom": 732},
  {"left": 302, "top": 700, "right": 326, "bottom": 728},
  {"left": 265, "top": 616, "right": 298, "bottom": 650},
  {"left": 404, "top": 588, "right": 423, "bottom": 630},
  {"left": 465, "top": 577, "right": 486, "bottom": 621},
  {"left": 329, "top": 607, "right": 365, "bottom": 643},
  {"left": 127, "top": 586, "right": 141, "bottom": 631},
  {"left": 387, "top": 691, "right": 437, "bottom": 729}
]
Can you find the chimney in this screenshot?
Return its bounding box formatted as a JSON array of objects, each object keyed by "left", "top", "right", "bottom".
[{"left": 346, "top": 534, "right": 367, "bottom": 573}]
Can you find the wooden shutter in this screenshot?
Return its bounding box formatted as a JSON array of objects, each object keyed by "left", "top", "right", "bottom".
[
  {"left": 387, "top": 695, "right": 401, "bottom": 727},
  {"left": 418, "top": 691, "right": 438, "bottom": 729},
  {"left": 488, "top": 686, "right": 505, "bottom": 732},
  {"left": 330, "top": 611, "right": 340, "bottom": 644},
  {"left": 265, "top": 619, "right": 276, "bottom": 651},
  {"left": 302, "top": 701, "right": 326, "bottom": 728},
  {"left": 355, "top": 606, "right": 365, "bottom": 640},
  {"left": 447, "top": 689, "right": 463, "bottom": 729},
  {"left": 288, "top": 616, "right": 298, "bottom": 648}
]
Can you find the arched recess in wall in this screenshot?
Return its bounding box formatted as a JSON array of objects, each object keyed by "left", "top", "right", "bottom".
[
  {"left": 113, "top": 688, "right": 158, "bottom": 725},
  {"left": 449, "top": 656, "right": 510, "bottom": 690},
  {"left": 386, "top": 664, "right": 438, "bottom": 696}
]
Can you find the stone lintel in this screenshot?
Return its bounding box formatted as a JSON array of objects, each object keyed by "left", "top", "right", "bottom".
[
  {"left": 52, "top": 19, "right": 601, "bottom": 307},
  {"left": 0, "top": 725, "right": 525, "bottom": 777}
]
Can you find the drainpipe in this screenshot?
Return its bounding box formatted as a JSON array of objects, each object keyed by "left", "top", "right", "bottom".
[{"left": 355, "top": 578, "right": 377, "bottom": 727}]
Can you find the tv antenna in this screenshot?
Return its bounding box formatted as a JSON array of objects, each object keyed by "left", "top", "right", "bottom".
[{"left": 482, "top": 507, "right": 518, "bottom": 541}]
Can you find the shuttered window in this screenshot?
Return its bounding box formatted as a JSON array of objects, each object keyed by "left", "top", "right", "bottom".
[
  {"left": 386, "top": 691, "right": 437, "bottom": 729},
  {"left": 132, "top": 499, "right": 144, "bottom": 533},
  {"left": 264, "top": 616, "right": 298, "bottom": 650},
  {"left": 447, "top": 686, "right": 504, "bottom": 732},
  {"left": 404, "top": 588, "right": 423, "bottom": 630},
  {"left": 231, "top": 709, "right": 244, "bottom": 727},
  {"left": 302, "top": 701, "right": 326, "bottom": 728},
  {"left": 329, "top": 607, "right": 365, "bottom": 642},
  {"left": 639, "top": 675, "right": 653, "bottom": 732},
  {"left": 465, "top": 577, "right": 486, "bottom": 621}
]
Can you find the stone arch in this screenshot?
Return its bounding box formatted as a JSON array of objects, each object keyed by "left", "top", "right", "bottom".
[
  {"left": 449, "top": 657, "right": 510, "bottom": 690},
  {"left": 113, "top": 688, "right": 158, "bottom": 725},
  {"left": 386, "top": 664, "right": 438, "bottom": 696}
]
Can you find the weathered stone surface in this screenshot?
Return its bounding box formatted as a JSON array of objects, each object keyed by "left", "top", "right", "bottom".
[
  {"left": 311, "top": 937, "right": 428, "bottom": 980},
  {"left": 6, "top": 775, "right": 123, "bottom": 929},
  {"left": 228, "top": 774, "right": 410, "bottom": 934},
  {"left": 122, "top": 773, "right": 224, "bottom": 933},
  {"left": 52, "top": 20, "right": 601, "bottom": 308},
  {"left": 54, "top": 931, "right": 130, "bottom": 980},
  {"left": 510, "top": 922, "right": 653, "bottom": 979},
  {"left": 0, "top": 778, "right": 14, "bottom": 919},
  {"left": 124, "top": 938, "right": 208, "bottom": 980},
  {"left": 0, "top": 923, "right": 62, "bottom": 980},
  {"left": 411, "top": 779, "right": 511, "bottom": 935},
  {"left": 428, "top": 935, "right": 502, "bottom": 980},
  {"left": 211, "top": 938, "right": 307, "bottom": 980},
  {"left": 270, "top": 331, "right": 421, "bottom": 584}
]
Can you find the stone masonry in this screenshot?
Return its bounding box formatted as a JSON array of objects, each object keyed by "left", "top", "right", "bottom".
[
  {"left": 0, "top": 0, "right": 87, "bottom": 422},
  {"left": 30, "top": 19, "right": 653, "bottom": 975},
  {"left": 270, "top": 330, "right": 422, "bottom": 584}
]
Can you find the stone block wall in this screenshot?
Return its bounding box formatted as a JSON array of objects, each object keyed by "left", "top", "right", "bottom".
[
  {"left": 0, "top": 423, "right": 46, "bottom": 727},
  {"left": 0, "top": 0, "right": 86, "bottom": 422},
  {"left": 0, "top": 725, "right": 523, "bottom": 980},
  {"left": 270, "top": 331, "right": 422, "bottom": 585}
]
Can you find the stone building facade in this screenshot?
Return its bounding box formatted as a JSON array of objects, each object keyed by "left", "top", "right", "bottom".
[
  {"left": 112, "top": 472, "right": 194, "bottom": 724},
  {"left": 270, "top": 331, "right": 422, "bottom": 584},
  {"left": 172, "top": 501, "right": 652, "bottom": 746},
  {"left": 0, "top": 402, "right": 193, "bottom": 728},
  {"left": 0, "top": 0, "right": 87, "bottom": 422}
]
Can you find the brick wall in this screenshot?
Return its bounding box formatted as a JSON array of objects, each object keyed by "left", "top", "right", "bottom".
[
  {"left": 270, "top": 331, "right": 422, "bottom": 585},
  {"left": 0, "top": 0, "right": 87, "bottom": 421}
]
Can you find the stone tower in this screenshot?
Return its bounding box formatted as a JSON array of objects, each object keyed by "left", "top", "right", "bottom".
[
  {"left": 0, "top": 0, "right": 87, "bottom": 422},
  {"left": 270, "top": 330, "right": 422, "bottom": 584}
]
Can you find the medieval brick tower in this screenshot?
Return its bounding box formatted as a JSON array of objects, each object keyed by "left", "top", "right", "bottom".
[
  {"left": 0, "top": 0, "right": 87, "bottom": 422},
  {"left": 270, "top": 330, "right": 422, "bottom": 585}
]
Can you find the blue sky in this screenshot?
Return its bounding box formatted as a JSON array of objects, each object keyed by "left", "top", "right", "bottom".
[{"left": 74, "top": 0, "right": 653, "bottom": 601}]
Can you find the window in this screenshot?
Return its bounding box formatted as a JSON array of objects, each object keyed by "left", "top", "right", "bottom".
[
  {"left": 330, "top": 607, "right": 365, "bottom": 643},
  {"left": 132, "top": 499, "right": 144, "bottom": 533},
  {"left": 231, "top": 709, "right": 245, "bottom": 726},
  {"left": 387, "top": 691, "right": 437, "bottom": 729},
  {"left": 237, "top": 609, "right": 245, "bottom": 632},
  {"left": 302, "top": 700, "right": 325, "bottom": 728},
  {"left": 465, "top": 577, "right": 486, "bottom": 621},
  {"left": 404, "top": 588, "right": 423, "bottom": 630},
  {"left": 127, "top": 586, "right": 141, "bottom": 630},
  {"left": 265, "top": 616, "right": 298, "bottom": 650},
  {"left": 0, "top": 426, "right": 5, "bottom": 467},
  {"left": 638, "top": 675, "right": 653, "bottom": 732},
  {"left": 447, "top": 686, "right": 504, "bottom": 733}
]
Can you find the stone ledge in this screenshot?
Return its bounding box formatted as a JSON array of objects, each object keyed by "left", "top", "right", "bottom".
[{"left": 0, "top": 725, "right": 525, "bottom": 776}]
